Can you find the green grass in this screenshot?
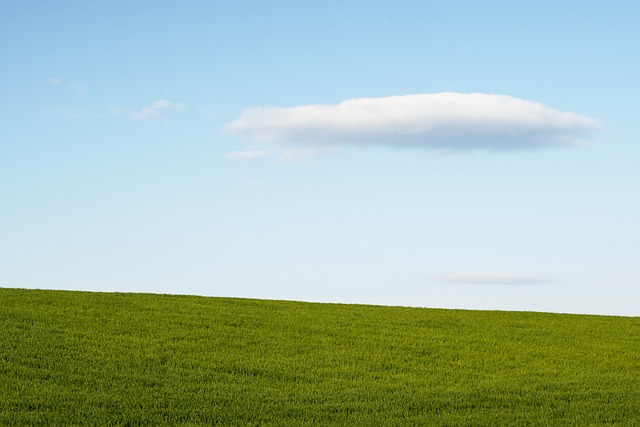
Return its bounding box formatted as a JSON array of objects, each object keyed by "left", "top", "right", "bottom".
[{"left": 1, "top": 288, "right": 639, "bottom": 426}]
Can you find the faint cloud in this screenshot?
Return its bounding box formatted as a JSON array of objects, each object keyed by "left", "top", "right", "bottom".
[
  {"left": 441, "top": 273, "right": 550, "bottom": 285},
  {"left": 228, "top": 93, "right": 600, "bottom": 159},
  {"left": 45, "top": 77, "right": 63, "bottom": 85},
  {"left": 226, "top": 150, "right": 274, "bottom": 160},
  {"left": 44, "top": 78, "right": 87, "bottom": 93},
  {"left": 130, "top": 99, "right": 186, "bottom": 122},
  {"left": 198, "top": 104, "right": 219, "bottom": 118},
  {"left": 276, "top": 147, "right": 331, "bottom": 162},
  {"left": 226, "top": 147, "right": 332, "bottom": 162},
  {"left": 110, "top": 107, "right": 125, "bottom": 118},
  {"left": 69, "top": 82, "right": 88, "bottom": 94},
  {"left": 39, "top": 106, "right": 86, "bottom": 119}
]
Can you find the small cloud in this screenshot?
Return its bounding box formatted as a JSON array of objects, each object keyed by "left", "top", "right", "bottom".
[
  {"left": 132, "top": 106, "right": 162, "bottom": 121},
  {"left": 441, "top": 273, "right": 550, "bottom": 285},
  {"left": 130, "top": 99, "right": 185, "bottom": 122},
  {"left": 45, "top": 78, "right": 63, "bottom": 85},
  {"left": 110, "top": 107, "right": 125, "bottom": 117},
  {"left": 44, "top": 78, "right": 87, "bottom": 93},
  {"left": 69, "top": 82, "right": 88, "bottom": 94},
  {"left": 151, "top": 99, "right": 180, "bottom": 110},
  {"left": 228, "top": 93, "right": 600, "bottom": 159},
  {"left": 44, "top": 78, "right": 89, "bottom": 96}
]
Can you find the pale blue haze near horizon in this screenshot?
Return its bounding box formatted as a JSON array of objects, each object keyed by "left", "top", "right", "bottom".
[{"left": 2, "top": 1, "right": 639, "bottom": 316}]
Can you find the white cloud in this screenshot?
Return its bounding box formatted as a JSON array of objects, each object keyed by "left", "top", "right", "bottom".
[
  {"left": 228, "top": 93, "right": 600, "bottom": 157},
  {"left": 130, "top": 99, "right": 185, "bottom": 122},
  {"left": 441, "top": 273, "right": 550, "bottom": 285}
]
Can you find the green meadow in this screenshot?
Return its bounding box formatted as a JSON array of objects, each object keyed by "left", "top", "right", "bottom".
[{"left": 1, "top": 288, "right": 639, "bottom": 426}]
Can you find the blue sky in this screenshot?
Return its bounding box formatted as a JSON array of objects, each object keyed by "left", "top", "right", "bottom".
[{"left": 2, "top": 1, "right": 639, "bottom": 315}]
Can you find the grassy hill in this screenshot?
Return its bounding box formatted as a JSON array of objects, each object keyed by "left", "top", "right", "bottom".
[{"left": 1, "top": 288, "right": 639, "bottom": 425}]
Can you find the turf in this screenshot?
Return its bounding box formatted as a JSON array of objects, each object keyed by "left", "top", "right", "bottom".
[{"left": 1, "top": 287, "right": 639, "bottom": 425}]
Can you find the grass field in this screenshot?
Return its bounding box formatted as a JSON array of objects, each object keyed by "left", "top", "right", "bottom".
[{"left": 1, "top": 287, "right": 639, "bottom": 425}]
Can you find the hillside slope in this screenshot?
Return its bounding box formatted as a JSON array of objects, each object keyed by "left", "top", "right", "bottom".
[{"left": 1, "top": 288, "right": 639, "bottom": 425}]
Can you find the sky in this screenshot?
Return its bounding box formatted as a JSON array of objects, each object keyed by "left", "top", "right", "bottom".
[{"left": 2, "top": 1, "right": 639, "bottom": 316}]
